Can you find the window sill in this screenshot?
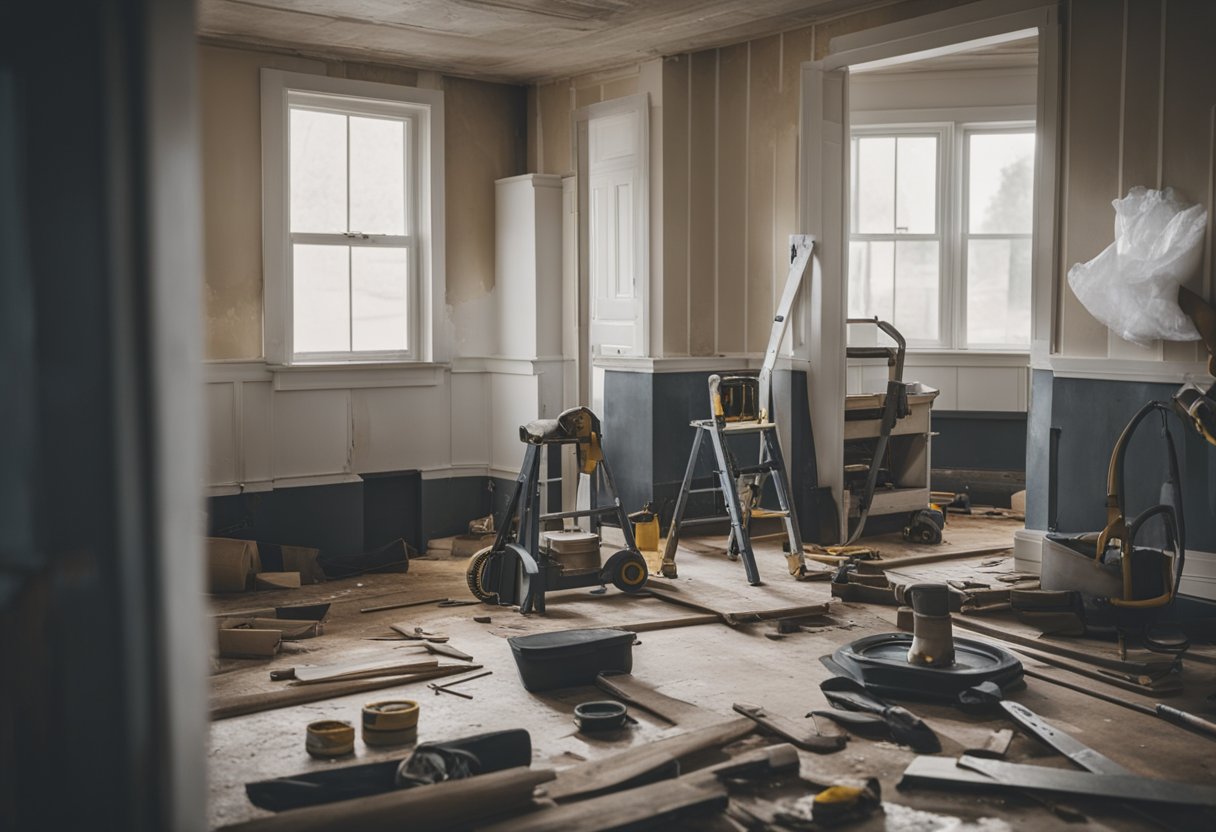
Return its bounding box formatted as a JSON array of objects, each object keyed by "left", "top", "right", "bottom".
[{"left": 270, "top": 361, "right": 446, "bottom": 391}]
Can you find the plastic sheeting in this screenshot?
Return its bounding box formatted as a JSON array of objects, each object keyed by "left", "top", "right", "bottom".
[{"left": 1068, "top": 186, "right": 1207, "bottom": 345}]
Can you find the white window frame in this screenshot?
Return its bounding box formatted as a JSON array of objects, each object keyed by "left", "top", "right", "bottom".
[
  {"left": 261, "top": 69, "right": 444, "bottom": 366},
  {"left": 956, "top": 123, "right": 1036, "bottom": 351},
  {"left": 849, "top": 115, "right": 1034, "bottom": 352},
  {"left": 849, "top": 124, "right": 951, "bottom": 349}
]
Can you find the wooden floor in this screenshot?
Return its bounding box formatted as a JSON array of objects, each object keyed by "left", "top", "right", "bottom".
[{"left": 208, "top": 515, "right": 1216, "bottom": 830}]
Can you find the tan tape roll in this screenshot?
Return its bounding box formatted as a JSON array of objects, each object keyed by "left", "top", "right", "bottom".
[
  {"left": 362, "top": 700, "right": 420, "bottom": 732},
  {"left": 305, "top": 720, "right": 355, "bottom": 758}
]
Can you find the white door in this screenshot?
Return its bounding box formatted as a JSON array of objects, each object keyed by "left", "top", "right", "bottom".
[{"left": 587, "top": 105, "right": 648, "bottom": 362}]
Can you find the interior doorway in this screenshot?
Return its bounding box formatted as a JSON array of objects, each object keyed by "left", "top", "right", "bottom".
[{"left": 799, "top": 0, "right": 1061, "bottom": 539}]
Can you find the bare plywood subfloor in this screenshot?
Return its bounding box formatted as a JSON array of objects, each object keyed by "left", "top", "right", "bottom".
[{"left": 208, "top": 519, "right": 1216, "bottom": 830}]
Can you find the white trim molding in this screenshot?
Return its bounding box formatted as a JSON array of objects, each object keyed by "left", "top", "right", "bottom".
[{"left": 260, "top": 69, "right": 446, "bottom": 366}]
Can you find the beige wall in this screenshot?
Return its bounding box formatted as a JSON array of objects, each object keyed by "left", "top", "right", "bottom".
[
  {"left": 199, "top": 43, "right": 526, "bottom": 360},
  {"left": 529, "top": 0, "right": 973, "bottom": 357},
  {"left": 531, "top": 0, "right": 1216, "bottom": 362},
  {"left": 1057, "top": 0, "right": 1215, "bottom": 363}
]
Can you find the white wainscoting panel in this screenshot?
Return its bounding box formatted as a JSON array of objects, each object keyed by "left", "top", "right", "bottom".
[
  {"left": 957, "top": 367, "right": 1025, "bottom": 411},
  {"left": 241, "top": 381, "right": 274, "bottom": 484},
  {"left": 206, "top": 382, "right": 237, "bottom": 486},
  {"left": 352, "top": 383, "right": 452, "bottom": 475},
  {"left": 489, "top": 372, "right": 539, "bottom": 477},
  {"left": 272, "top": 389, "right": 352, "bottom": 479},
  {"left": 449, "top": 372, "right": 490, "bottom": 470}
]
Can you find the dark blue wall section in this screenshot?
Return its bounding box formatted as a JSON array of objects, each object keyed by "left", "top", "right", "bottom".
[
  {"left": 603, "top": 367, "right": 827, "bottom": 541},
  {"left": 208, "top": 475, "right": 495, "bottom": 554},
  {"left": 1026, "top": 373, "right": 1216, "bottom": 551},
  {"left": 931, "top": 412, "right": 1027, "bottom": 471}
]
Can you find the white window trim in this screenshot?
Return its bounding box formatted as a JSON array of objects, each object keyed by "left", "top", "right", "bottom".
[
  {"left": 850, "top": 124, "right": 951, "bottom": 349},
  {"left": 261, "top": 69, "right": 445, "bottom": 366},
  {"left": 849, "top": 116, "right": 1034, "bottom": 353}
]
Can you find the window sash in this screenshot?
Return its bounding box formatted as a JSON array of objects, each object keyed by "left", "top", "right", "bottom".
[
  {"left": 849, "top": 126, "right": 950, "bottom": 348},
  {"left": 285, "top": 98, "right": 419, "bottom": 361},
  {"left": 957, "top": 125, "right": 1035, "bottom": 350},
  {"left": 848, "top": 121, "right": 1034, "bottom": 352}
]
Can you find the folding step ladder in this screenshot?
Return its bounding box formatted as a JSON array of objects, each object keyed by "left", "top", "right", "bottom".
[{"left": 660, "top": 236, "right": 815, "bottom": 586}]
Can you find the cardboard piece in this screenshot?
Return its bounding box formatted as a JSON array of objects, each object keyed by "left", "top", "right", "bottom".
[
  {"left": 217, "top": 628, "right": 282, "bottom": 659},
  {"left": 255, "top": 572, "right": 302, "bottom": 590},
  {"left": 207, "top": 537, "right": 261, "bottom": 593}
]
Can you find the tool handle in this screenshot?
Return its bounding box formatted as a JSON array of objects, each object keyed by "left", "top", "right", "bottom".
[{"left": 1156, "top": 704, "right": 1216, "bottom": 739}]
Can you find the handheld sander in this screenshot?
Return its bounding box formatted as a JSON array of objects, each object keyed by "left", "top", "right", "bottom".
[{"left": 826, "top": 582, "right": 1022, "bottom": 701}]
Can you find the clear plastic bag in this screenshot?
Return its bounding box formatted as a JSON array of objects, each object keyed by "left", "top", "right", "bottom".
[{"left": 1067, "top": 186, "right": 1207, "bottom": 344}]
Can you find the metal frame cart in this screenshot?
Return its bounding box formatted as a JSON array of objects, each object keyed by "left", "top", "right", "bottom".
[{"left": 466, "top": 406, "right": 648, "bottom": 614}]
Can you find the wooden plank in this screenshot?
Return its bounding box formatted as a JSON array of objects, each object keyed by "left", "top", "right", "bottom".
[
  {"left": 689, "top": 48, "right": 718, "bottom": 356},
  {"left": 595, "top": 671, "right": 712, "bottom": 725},
  {"left": 547, "top": 717, "right": 754, "bottom": 802},
  {"left": 481, "top": 779, "right": 726, "bottom": 832},
  {"left": 290, "top": 657, "right": 439, "bottom": 685},
  {"left": 209, "top": 664, "right": 480, "bottom": 721},
  {"left": 219, "top": 766, "right": 554, "bottom": 832},
  {"left": 902, "top": 755, "right": 1216, "bottom": 808}
]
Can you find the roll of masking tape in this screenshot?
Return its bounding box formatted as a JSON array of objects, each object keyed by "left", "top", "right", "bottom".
[
  {"left": 362, "top": 700, "right": 419, "bottom": 747},
  {"left": 305, "top": 720, "right": 355, "bottom": 758}
]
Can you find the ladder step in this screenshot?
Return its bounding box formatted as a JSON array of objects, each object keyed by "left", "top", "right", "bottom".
[
  {"left": 750, "top": 508, "right": 790, "bottom": 519},
  {"left": 735, "top": 463, "right": 778, "bottom": 476},
  {"left": 677, "top": 516, "right": 733, "bottom": 528}
]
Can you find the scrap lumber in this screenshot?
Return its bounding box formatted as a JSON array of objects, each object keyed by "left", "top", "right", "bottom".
[
  {"left": 732, "top": 703, "right": 846, "bottom": 754},
  {"left": 478, "top": 745, "right": 799, "bottom": 832},
  {"left": 547, "top": 717, "right": 755, "bottom": 802},
  {"left": 901, "top": 755, "right": 1216, "bottom": 808},
  {"left": 219, "top": 766, "right": 554, "bottom": 832},
  {"left": 360, "top": 596, "right": 449, "bottom": 614},
  {"left": 952, "top": 617, "right": 1178, "bottom": 677},
  {"left": 855, "top": 547, "right": 1012, "bottom": 574},
  {"left": 614, "top": 614, "right": 722, "bottom": 633},
  {"left": 643, "top": 586, "right": 830, "bottom": 626},
  {"left": 210, "top": 664, "right": 481, "bottom": 720},
  {"left": 595, "top": 672, "right": 715, "bottom": 726},
  {"left": 479, "top": 779, "right": 727, "bottom": 832},
  {"left": 286, "top": 657, "right": 440, "bottom": 685}
]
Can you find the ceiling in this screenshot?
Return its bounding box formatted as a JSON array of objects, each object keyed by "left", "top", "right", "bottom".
[
  {"left": 863, "top": 35, "right": 1038, "bottom": 74},
  {"left": 196, "top": 0, "right": 899, "bottom": 84}
]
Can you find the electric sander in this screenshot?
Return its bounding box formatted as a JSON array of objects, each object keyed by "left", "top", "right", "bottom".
[{"left": 828, "top": 582, "right": 1022, "bottom": 701}]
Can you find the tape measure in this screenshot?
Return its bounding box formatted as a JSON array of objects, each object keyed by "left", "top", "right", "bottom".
[
  {"left": 362, "top": 700, "right": 419, "bottom": 747},
  {"left": 305, "top": 720, "right": 354, "bottom": 758}
]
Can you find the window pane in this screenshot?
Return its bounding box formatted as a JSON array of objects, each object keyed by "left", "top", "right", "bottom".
[
  {"left": 350, "top": 116, "right": 406, "bottom": 235},
  {"left": 848, "top": 239, "right": 894, "bottom": 321},
  {"left": 351, "top": 247, "right": 410, "bottom": 352},
  {"left": 290, "top": 109, "right": 347, "bottom": 233},
  {"left": 892, "top": 241, "right": 940, "bottom": 342},
  {"left": 293, "top": 244, "right": 350, "bottom": 352},
  {"left": 966, "top": 238, "right": 1031, "bottom": 345},
  {"left": 855, "top": 137, "right": 895, "bottom": 233},
  {"left": 968, "top": 132, "right": 1035, "bottom": 234},
  {"left": 896, "top": 136, "right": 936, "bottom": 233}
]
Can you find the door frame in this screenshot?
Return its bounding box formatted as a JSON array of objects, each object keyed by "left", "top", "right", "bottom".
[
  {"left": 799, "top": 0, "right": 1061, "bottom": 538},
  {"left": 572, "top": 93, "right": 651, "bottom": 409}
]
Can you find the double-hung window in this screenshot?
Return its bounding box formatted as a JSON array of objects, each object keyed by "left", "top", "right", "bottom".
[
  {"left": 261, "top": 70, "right": 443, "bottom": 364},
  {"left": 848, "top": 123, "right": 1034, "bottom": 350}
]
